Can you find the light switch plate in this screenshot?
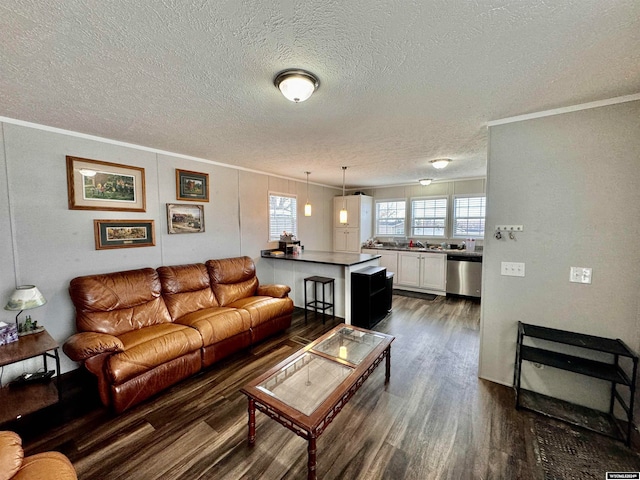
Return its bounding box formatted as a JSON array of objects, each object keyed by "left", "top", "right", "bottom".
[
  {"left": 501, "top": 262, "right": 525, "bottom": 277},
  {"left": 570, "top": 267, "right": 592, "bottom": 284}
]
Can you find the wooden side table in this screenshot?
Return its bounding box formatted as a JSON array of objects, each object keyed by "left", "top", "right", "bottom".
[{"left": 0, "top": 330, "right": 61, "bottom": 424}]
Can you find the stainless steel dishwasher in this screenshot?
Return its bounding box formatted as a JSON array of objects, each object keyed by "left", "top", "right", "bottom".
[{"left": 446, "top": 254, "right": 482, "bottom": 297}]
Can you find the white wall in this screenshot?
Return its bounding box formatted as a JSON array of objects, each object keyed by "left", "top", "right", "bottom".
[
  {"left": 0, "top": 122, "right": 335, "bottom": 378},
  {"left": 480, "top": 100, "right": 640, "bottom": 411}
]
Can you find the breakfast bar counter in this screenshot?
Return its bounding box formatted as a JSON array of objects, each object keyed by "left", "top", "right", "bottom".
[{"left": 259, "top": 250, "right": 381, "bottom": 324}]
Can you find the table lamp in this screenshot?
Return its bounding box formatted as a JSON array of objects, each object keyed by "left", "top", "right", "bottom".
[{"left": 4, "top": 285, "right": 47, "bottom": 329}]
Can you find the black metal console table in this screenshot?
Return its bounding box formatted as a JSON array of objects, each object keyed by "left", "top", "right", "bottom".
[{"left": 514, "top": 321, "right": 638, "bottom": 445}]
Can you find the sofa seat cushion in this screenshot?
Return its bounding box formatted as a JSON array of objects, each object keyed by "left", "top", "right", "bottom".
[
  {"left": 227, "top": 296, "right": 294, "bottom": 328},
  {"left": 107, "top": 324, "right": 203, "bottom": 384},
  {"left": 174, "top": 307, "right": 251, "bottom": 345}
]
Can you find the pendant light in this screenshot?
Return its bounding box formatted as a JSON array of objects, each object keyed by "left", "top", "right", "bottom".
[
  {"left": 339, "top": 166, "right": 348, "bottom": 224},
  {"left": 304, "top": 171, "right": 312, "bottom": 217}
]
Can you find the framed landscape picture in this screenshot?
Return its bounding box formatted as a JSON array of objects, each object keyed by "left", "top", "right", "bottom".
[
  {"left": 176, "top": 169, "right": 209, "bottom": 202},
  {"left": 93, "top": 219, "right": 155, "bottom": 250},
  {"left": 167, "top": 203, "right": 205, "bottom": 234},
  {"left": 67, "top": 156, "right": 146, "bottom": 211}
]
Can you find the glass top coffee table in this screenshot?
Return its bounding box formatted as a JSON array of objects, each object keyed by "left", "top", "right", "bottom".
[{"left": 240, "top": 324, "right": 395, "bottom": 480}]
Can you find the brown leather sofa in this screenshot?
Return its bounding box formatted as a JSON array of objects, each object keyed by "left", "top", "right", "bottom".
[
  {"left": 63, "top": 256, "right": 293, "bottom": 413},
  {"left": 0, "top": 431, "right": 77, "bottom": 480}
]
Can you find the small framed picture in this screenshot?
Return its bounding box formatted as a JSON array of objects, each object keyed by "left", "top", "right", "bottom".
[
  {"left": 167, "top": 203, "right": 205, "bottom": 234},
  {"left": 67, "top": 156, "right": 146, "bottom": 211},
  {"left": 93, "top": 219, "right": 155, "bottom": 250},
  {"left": 176, "top": 169, "right": 209, "bottom": 202}
]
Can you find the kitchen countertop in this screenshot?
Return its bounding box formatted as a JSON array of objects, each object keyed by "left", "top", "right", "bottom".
[
  {"left": 364, "top": 245, "right": 483, "bottom": 257},
  {"left": 261, "top": 250, "right": 381, "bottom": 266}
]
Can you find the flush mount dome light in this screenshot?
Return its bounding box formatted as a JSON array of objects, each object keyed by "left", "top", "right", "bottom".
[
  {"left": 274, "top": 69, "right": 319, "bottom": 103},
  {"left": 418, "top": 179, "right": 433, "bottom": 186},
  {"left": 430, "top": 158, "right": 451, "bottom": 169}
]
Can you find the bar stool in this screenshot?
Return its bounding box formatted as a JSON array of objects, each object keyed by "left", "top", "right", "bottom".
[{"left": 304, "top": 276, "right": 335, "bottom": 324}]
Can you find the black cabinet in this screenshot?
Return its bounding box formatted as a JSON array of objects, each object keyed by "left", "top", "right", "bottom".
[
  {"left": 351, "top": 266, "right": 389, "bottom": 329},
  {"left": 514, "top": 321, "right": 638, "bottom": 445}
]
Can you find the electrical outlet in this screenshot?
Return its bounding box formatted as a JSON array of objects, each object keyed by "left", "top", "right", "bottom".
[
  {"left": 501, "top": 262, "right": 525, "bottom": 277},
  {"left": 570, "top": 267, "right": 592, "bottom": 284}
]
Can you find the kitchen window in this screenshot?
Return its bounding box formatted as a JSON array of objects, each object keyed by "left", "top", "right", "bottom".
[
  {"left": 453, "top": 195, "right": 486, "bottom": 238},
  {"left": 410, "top": 197, "right": 447, "bottom": 237},
  {"left": 268, "top": 192, "right": 297, "bottom": 241},
  {"left": 375, "top": 200, "right": 406, "bottom": 236}
]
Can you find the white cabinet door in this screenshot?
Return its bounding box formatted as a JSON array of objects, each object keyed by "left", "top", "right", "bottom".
[
  {"left": 420, "top": 253, "right": 446, "bottom": 291},
  {"left": 334, "top": 228, "right": 347, "bottom": 252},
  {"left": 378, "top": 251, "right": 398, "bottom": 285},
  {"left": 397, "top": 252, "right": 421, "bottom": 287},
  {"left": 345, "top": 228, "right": 361, "bottom": 252},
  {"left": 333, "top": 196, "right": 361, "bottom": 228},
  {"left": 334, "top": 228, "right": 360, "bottom": 253}
]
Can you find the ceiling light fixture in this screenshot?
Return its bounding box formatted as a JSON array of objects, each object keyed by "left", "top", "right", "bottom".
[
  {"left": 339, "top": 167, "right": 348, "bottom": 224},
  {"left": 419, "top": 179, "right": 433, "bottom": 186},
  {"left": 430, "top": 158, "right": 451, "bottom": 169},
  {"left": 304, "top": 171, "right": 312, "bottom": 217},
  {"left": 274, "top": 69, "right": 319, "bottom": 103}
]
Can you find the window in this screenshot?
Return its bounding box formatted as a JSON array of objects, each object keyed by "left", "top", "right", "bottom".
[
  {"left": 453, "top": 196, "right": 486, "bottom": 238},
  {"left": 411, "top": 197, "right": 447, "bottom": 237},
  {"left": 375, "top": 200, "right": 406, "bottom": 236},
  {"left": 269, "top": 192, "right": 297, "bottom": 241}
]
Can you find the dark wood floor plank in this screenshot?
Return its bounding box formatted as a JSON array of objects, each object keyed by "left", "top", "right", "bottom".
[{"left": 15, "top": 295, "right": 634, "bottom": 479}]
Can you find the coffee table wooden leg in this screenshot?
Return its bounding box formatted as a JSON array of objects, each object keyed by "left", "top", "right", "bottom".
[
  {"left": 307, "top": 435, "right": 317, "bottom": 480},
  {"left": 248, "top": 398, "right": 256, "bottom": 446},
  {"left": 385, "top": 346, "right": 391, "bottom": 382}
]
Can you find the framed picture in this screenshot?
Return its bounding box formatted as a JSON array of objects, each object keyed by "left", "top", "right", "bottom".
[
  {"left": 93, "top": 219, "right": 155, "bottom": 250},
  {"left": 167, "top": 203, "right": 205, "bottom": 234},
  {"left": 176, "top": 169, "right": 209, "bottom": 202},
  {"left": 67, "top": 156, "right": 146, "bottom": 211}
]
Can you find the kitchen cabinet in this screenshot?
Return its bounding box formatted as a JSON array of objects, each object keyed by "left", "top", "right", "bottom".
[
  {"left": 333, "top": 195, "right": 373, "bottom": 253},
  {"left": 334, "top": 228, "right": 361, "bottom": 253},
  {"left": 362, "top": 249, "right": 398, "bottom": 285},
  {"left": 397, "top": 251, "right": 446, "bottom": 292}
]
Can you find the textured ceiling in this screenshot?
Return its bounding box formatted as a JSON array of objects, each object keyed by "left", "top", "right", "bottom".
[{"left": 1, "top": 1, "right": 639, "bottom": 188}]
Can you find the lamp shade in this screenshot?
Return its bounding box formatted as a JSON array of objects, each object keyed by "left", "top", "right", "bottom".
[
  {"left": 419, "top": 179, "right": 432, "bottom": 186},
  {"left": 4, "top": 285, "right": 47, "bottom": 311},
  {"left": 274, "top": 70, "right": 319, "bottom": 103}
]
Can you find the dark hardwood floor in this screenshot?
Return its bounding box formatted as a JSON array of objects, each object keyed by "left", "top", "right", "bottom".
[{"left": 8, "top": 295, "right": 634, "bottom": 479}]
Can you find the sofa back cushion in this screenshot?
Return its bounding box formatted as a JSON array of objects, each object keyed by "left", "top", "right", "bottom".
[
  {"left": 69, "top": 268, "right": 172, "bottom": 336},
  {"left": 157, "top": 263, "right": 219, "bottom": 320},
  {"left": 206, "top": 256, "right": 259, "bottom": 306}
]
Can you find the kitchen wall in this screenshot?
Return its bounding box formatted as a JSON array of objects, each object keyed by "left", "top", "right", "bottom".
[
  {"left": 354, "top": 178, "right": 486, "bottom": 245},
  {"left": 0, "top": 121, "right": 335, "bottom": 378},
  {"left": 480, "top": 99, "right": 640, "bottom": 411}
]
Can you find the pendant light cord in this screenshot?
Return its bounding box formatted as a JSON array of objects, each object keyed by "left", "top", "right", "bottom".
[{"left": 341, "top": 166, "right": 347, "bottom": 206}]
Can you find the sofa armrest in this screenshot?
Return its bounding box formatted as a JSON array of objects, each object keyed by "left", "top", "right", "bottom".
[
  {"left": 0, "top": 431, "right": 23, "bottom": 480},
  {"left": 257, "top": 284, "right": 291, "bottom": 299},
  {"left": 63, "top": 332, "right": 124, "bottom": 362},
  {"left": 14, "top": 452, "right": 77, "bottom": 480}
]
